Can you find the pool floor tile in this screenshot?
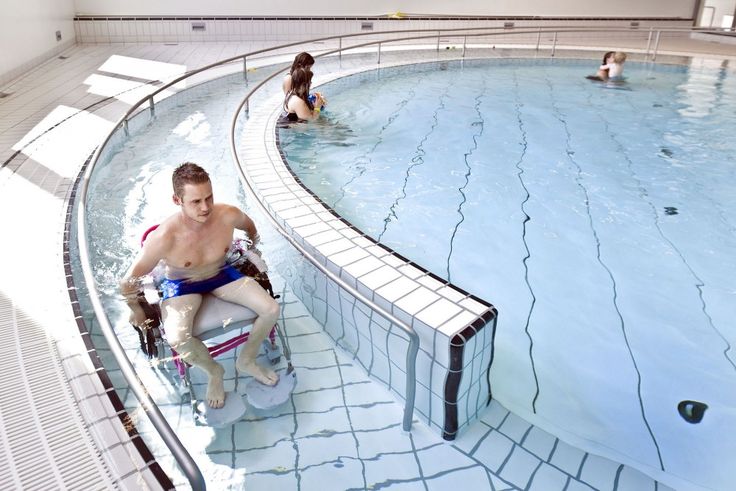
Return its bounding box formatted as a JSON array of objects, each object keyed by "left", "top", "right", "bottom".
[
  {"left": 473, "top": 430, "right": 515, "bottom": 472},
  {"left": 295, "top": 431, "right": 359, "bottom": 469},
  {"left": 416, "top": 442, "right": 479, "bottom": 477},
  {"left": 234, "top": 413, "right": 296, "bottom": 449},
  {"left": 579, "top": 453, "right": 623, "bottom": 491},
  {"left": 565, "top": 479, "right": 597, "bottom": 491},
  {"left": 549, "top": 440, "right": 587, "bottom": 477},
  {"left": 498, "top": 445, "right": 542, "bottom": 489},
  {"left": 354, "top": 426, "right": 415, "bottom": 459},
  {"left": 528, "top": 463, "right": 570, "bottom": 491},
  {"left": 242, "top": 469, "right": 297, "bottom": 491},
  {"left": 521, "top": 425, "right": 557, "bottom": 461},
  {"left": 498, "top": 411, "right": 533, "bottom": 444},
  {"left": 616, "top": 465, "right": 657, "bottom": 491},
  {"left": 233, "top": 439, "right": 297, "bottom": 474},
  {"left": 294, "top": 406, "right": 353, "bottom": 440},
  {"left": 362, "top": 451, "right": 424, "bottom": 488},
  {"left": 300, "top": 459, "right": 367, "bottom": 491},
  {"left": 425, "top": 465, "right": 496, "bottom": 491},
  {"left": 451, "top": 420, "right": 493, "bottom": 455}
]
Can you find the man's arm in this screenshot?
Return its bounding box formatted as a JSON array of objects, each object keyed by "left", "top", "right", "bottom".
[
  {"left": 230, "top": 206, "right": 260, "bottom": 245},
  {"left": 120, "top": 230, "right": 168, "bottom": 328}
]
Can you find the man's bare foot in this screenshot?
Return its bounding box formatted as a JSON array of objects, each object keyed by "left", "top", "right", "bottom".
[
  {"left": 206, "top": 365, "right": 226, "bottom": 409},
  {"left": 236, "top": 358, "right": 279, "bottom": 386}
]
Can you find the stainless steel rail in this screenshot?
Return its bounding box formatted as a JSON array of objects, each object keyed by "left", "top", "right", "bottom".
[
  {"left": 76, "top": 157, "right": 207, "bottom": 490},
  {"left": 228, "top": 64, "right": 422, "bottom": 432},
  {"left": 74, "top": 24, "right": 733, "bottom": 490}
]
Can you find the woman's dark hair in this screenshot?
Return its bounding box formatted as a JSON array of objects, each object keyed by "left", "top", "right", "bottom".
[
  {"left": 290, "top": 52, "right": 315, "bottom": 73},
  {"left": 286, "top": 68, "right": 314, "bottom": 110},
  {"left": 602, "top": 51, "right": 614, "bottom": 64}
]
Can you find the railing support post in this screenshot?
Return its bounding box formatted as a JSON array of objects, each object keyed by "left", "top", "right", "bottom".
[
  {"left": 536, "top": 27, "right": 541, "bottom": 51},
  {"left": 243, "top": 57, "right": 247, "bottom": 82},
  {"left": 436, "top": 31, "right": 441, "bottom": 52},
  {"left": 645, "top": 27, "right": 653, "bottom": 59},
  {"left": 122, "top": 119, "right": 129, "bottom": 137},
  {"left": 462, "top": 35, "right": 467, "bottom": 58},
  {"left": 652, "top": 30, "right": 661, "bottom": 61},
  {"left": 377, "top": 42, "right": 381, "bottom": 64},
  {"left": 551, "top": 31, "right": 557, "bottom": 57},
  {"left": 148, "top": 96, "right": 155, "bottom": 116},
  {"left": 338, "top": 37, "right": 342, "bottom": 61}
]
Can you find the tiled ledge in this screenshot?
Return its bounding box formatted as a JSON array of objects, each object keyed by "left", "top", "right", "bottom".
[{"left": 237, "top": 60, "right": 498, "bottom": 439}]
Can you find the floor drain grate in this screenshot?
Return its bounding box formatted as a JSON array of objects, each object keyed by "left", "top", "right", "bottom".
[{"left": 58, "top": 55, "right": 69, "bottom": 60}]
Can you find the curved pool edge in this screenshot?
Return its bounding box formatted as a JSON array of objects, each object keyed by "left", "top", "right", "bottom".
[{"left": 238, "top": 57, "right": 501, "bottom": 439}]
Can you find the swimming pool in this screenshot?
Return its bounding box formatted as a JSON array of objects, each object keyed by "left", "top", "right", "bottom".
[{"left": 278, "top": 58, "right": 736, "bottom": 489}]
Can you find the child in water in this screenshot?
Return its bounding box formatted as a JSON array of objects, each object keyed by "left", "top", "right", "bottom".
[
  {"left": 586, "top": 51, "right": 615, "bottom": 81},
  {"left": 600, "top": 51, "right": 627, "bottom": 80}
]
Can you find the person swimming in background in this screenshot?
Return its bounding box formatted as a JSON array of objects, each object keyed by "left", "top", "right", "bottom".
[
  {"left": 586, "top": 51, "right": 615, "bottom": 81},
  {"left": 279, "top": 68, "right": 325, "bottom": 124},
  {"left": 600, "top": 51, "right": 627, "bottom": 80},
  {"left": 283, "top": 52, "right": 314, "bottom": 94}
]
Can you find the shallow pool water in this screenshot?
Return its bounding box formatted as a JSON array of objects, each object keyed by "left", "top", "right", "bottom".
[{"left": 278, "top": 58, "right": 736, "bottom": 489}]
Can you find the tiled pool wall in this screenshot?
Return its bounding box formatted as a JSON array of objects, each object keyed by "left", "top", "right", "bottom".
[
  {"left": 272, "top": 232, "right": 498, "bottom": 439},
  {"left": 73, "top": 16, "right": 693, "bottom": 45}
]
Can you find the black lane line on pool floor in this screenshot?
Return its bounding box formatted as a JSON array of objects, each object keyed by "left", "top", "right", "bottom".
[
  {"left": 511, "top": 71, "right": 541, "bottom": 416},
  {"left": 377, "top": 84, "right": 450, "bottom": 243},
  {"left": 332, "top": 75, "right": 422, "bottom": 210},
  {"left": 446, "top": 77, "right": 486, "bottom": 283},
  {"left": 577, "top": 82, "right": 665, "bottom": 471}
]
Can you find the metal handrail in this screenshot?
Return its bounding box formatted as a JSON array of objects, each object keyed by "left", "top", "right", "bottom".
[
  {"left": 74, "top": 23, "right": 734, "bottom": 490},
  {"left": 76, "top": 169, "right": 206, "bottom": 489},
  {"left": 228, "top": 64, "right": 423, "bottom": 432}
]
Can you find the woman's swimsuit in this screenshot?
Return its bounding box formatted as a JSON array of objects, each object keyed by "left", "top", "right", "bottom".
[{"left": 160, "top": 264, "right": 244, "bottom": 300}]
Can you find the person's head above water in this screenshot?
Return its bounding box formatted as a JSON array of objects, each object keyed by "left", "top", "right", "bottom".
[
  {"left": 173, "top": 162, "right": 210, "bottom": 198},
  {"left": 602, "top": 51, "right": 615, "bottom": 64},
  {"left": 613, "top": 52, "right": 627, "bottom": 63},
  {"left": 172, "top": 162, "right": 213, "bottom": 223},
  {"left": 290, "top": 52, "right": 314, "bottom": 73}
]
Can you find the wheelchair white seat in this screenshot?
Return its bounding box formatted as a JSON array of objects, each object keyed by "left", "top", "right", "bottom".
[{"left": 187, "top": 293, "right": 258, "bottom": 341}]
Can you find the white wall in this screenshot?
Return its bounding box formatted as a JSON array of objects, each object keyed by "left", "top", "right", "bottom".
[
  {"left": 0, "top": 0, "right": 75, "bottom": 87},
  {"left": 698, "top": 0, "right": 736, "bottom": 26},
  {"left": 73, "top": 0, "right": 697, "bottom": 18}
]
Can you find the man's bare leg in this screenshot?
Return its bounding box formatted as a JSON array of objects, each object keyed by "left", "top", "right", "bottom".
[
  {"left": 161, "top": 294, "right": 226, "bottom": 408},
  {"left": 212, "top": 277, "right": 280, "bottom": 385}
]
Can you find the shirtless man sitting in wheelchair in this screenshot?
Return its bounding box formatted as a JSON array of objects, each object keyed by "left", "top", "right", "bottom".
[{"left": 120, "top": 162, "right": 280, "bottom": 409}]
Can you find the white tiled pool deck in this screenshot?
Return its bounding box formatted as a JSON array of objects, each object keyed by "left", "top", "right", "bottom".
[{"left": 1, "top": 33, "right": 733, "bottom": 490}]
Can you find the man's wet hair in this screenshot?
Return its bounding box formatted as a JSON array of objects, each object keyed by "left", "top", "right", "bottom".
[{"left": 173, "top": 162, "right": 210, "bottom": 197}]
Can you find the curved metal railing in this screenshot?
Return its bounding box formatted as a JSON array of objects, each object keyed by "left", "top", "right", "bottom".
[{"left": 74, "top": 23, "right": 733, "bottom": 490}]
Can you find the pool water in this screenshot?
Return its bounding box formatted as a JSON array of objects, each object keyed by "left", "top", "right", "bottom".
[{"left": 278, "top": 58, "right": 736, "bottom": 489}]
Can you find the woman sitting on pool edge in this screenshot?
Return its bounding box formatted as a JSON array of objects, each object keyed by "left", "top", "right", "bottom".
[
  {"left": 280, "top": 68, "right": 325, "bottom": 124},
  {"left": 283, "top": 52, "right": 314, "bottom": 94}
]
